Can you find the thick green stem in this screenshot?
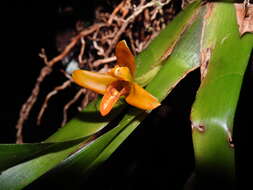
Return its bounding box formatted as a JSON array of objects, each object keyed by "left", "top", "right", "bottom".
[{"left": 190, "top": 2, "right": 253, "bottom": 188}]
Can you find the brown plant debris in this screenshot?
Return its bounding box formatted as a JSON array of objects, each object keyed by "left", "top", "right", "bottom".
[
  {"left": 227, "top": 130, "right": 235, "bottom": 148},
  {"left": 191, "top": 123, "right": 206, "bottom": 133},
  {"left": 235, "top": 1, "right": 253, "bottom": 36},
  {"left": 181, "top": 0, "right": 197, "bottom": 9},
  {"left": 200, "top": 48, "right": 211, "bottom": 80},
  {"left": 16, "top": 0, "right": 178, "bottom": 143}
]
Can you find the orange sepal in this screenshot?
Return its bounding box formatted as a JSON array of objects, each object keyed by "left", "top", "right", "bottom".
[
  {"left": 115, "top": 40, "right": 135, "bottom": 75},
  {"left": 125, "top": 83, "right": 160, "bottom": 111},
  {"left": 72, "top": 70, "right": 117, "bottom": 94}
]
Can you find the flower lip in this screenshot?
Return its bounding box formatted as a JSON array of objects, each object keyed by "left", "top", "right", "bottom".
[{"left": 100, "top": 81, "right": 130, "bottom": 116}]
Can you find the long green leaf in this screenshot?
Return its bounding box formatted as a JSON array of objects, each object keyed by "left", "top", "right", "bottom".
[
  {"left": 145, "top": 5, "right": 204, "bottom": 99},
  {"left": 0, "top": 138, "right": 87, "bottom": 172},
  {"left": 0, "top": 137, "right": 89, "bottom": 190},
  {"left": 40, "top": 109, "right": 145, "bottom": 187},
  {"left": 0, "top": 146, "right": 77, "bottom": 190},
  {"left": 135, "top": 0, "right": 201, "bottom": 86},
  {"left": 45, "top": 100, "right": 125, "bottom": 142},
  {"left": 190, "top": 2, "right": 253, "bottom": 187}
]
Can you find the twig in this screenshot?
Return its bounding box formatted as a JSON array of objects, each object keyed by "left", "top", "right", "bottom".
[
  {"left": 150, "top": 5, "right": 161, "bottom": 20},
  {"left": 78, "top": 90, "right": 94, "bottom": 112},
  {"left": 126, "top": 30, "right": 137, "bottom": 55},
  {"left": 108, "top": 0, "right": 131, "bottom": 24},
  {"left": 39, "top": 49, "right": 49, "bottom": 65},
  {"left": 93, "top": 56, "right": 117, "bottom": 67},
  {"left": 47, "top": 23, "right": 105, "bottom": 67},
  {"left": 16, "top": 66, "right": 52, "bottom": 144},
  {"left": 37, "top": 80, "right": 72, "bottom": 126},
  {"left": 105, "top": 0, "right": 172, "bottom": 56},
  {"left": 93, "top": 40, "right": 105, "bottom": 56},
  {"left": 61, "top": 88, "right": 86, "bottom": 127},
  {"left": 78, "top": 37, "right": 86, "bottom": 67},
  {"left": 108, "top": 0, "right": 126, "bottom": 24}
]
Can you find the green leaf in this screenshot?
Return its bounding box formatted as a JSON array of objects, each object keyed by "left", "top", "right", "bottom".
[
  {"left": 0, "top": 140, "right": 82, "bottom": 172},
  {"left": 190, "top": 2, "right": 253, "bottom": 187},
  {"left": 145, "top": 5, "right": 204, "bottom": 100},
  {"left": 41, "top": 109, "right": 146, "bottom": 187},
  {"left": 0, "top": 137, "right": 89, "bottom": 190},
  {"left": 45, "top": 99, "right": 126, "bottom": 142},
  {"left": 135, "top": 0, "right": 201, "bottom": 86}
]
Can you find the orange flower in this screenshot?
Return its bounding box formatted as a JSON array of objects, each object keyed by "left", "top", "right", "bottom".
[{"left": 72, "top": 40, "right": 160, "bottom": 116}]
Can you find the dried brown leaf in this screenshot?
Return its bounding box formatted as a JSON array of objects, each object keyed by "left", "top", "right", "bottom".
[{"left": 235, "top": 3, "right": 253, "bottom": 36}]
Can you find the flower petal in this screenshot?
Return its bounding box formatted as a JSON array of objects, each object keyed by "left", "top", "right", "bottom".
[
  {"left": 115, "top": 40, "right": 135, "bottom": 75},
  {"left": 125, "top": 83, "right": 160, "bottom": 110},
  {"left": 72, "top": 70, "right": 117, "bottom": 94},
  {"left": 100, "top": 82, "right": 129, "bottom": 116}
]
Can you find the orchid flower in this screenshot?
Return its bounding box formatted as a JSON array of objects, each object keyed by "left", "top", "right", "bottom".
[{"left": 72, "top": 40, "right": 160, "bottom": 116}]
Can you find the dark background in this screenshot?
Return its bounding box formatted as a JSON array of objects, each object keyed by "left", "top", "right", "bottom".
[{"left": 1, "top": 1, "right": 252, "bottom": 189}]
